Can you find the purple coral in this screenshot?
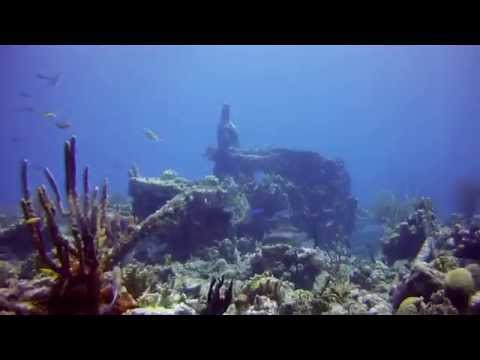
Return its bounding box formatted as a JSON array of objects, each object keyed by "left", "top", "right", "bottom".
[
  {"left": 203, "top": 275, "right": 234, "bottom": 315},
  {"left": 19, "top": 136, "right": 115, "bottom": 314}
]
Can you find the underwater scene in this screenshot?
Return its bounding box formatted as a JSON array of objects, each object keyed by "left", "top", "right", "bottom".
[{"left": 1, "top": 45, "right": 480, "bottom": 315}]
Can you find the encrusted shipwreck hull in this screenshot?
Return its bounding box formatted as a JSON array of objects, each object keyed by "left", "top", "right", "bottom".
[
  {"left": 133, "top": 185, "right": 241, "bottom": 261},
  {"left": 128, "top": 173, "right": 189, "bottom": 220},
  {"left": 211, "top": 147, "right": 350, "bottom": 195},
  {"left": 127, "top": 105, "right": 357, "bottom": 260}
]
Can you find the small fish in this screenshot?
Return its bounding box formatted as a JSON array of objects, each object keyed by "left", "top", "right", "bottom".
[
  {"left": 144, "top": 128, "right": 162, "bottom": 142},
  {"left": 24, "top": 217, "right": 41, "bottom": 225},
  {"left": 42, "top": 112, "right": 57, "bottom": 119},
  {"left": 55, "top": 121, "right": 71, "bottom": 129},
  {"left": 39, "top": 267, "right": 59, "bottom": 279},
  {"left": 105, "top": 266, "right": 123, "bottom": 310},
  {"left": 19, "top": 91, "right": 32, "bottom": 98},
  {"left": 36, "top": 72, "right": 62, "bottom": 87},
  {"left": 250, "top": 208, "right": 265, "bottom": 216}
]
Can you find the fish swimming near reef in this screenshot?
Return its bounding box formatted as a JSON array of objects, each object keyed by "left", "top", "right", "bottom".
[
  {"left": 250, "top": 208, "right": 266, "bottom": 216},
  {"left": 98, "top": 266, "right": 123, "bottom": 314},
  {"left": 110, "top": 266, "right": 123, "bottom": 306},
  {"left": 36, "top": 72, "right": 62, "bottom": 87},
  {"left": 55, "top": 121, "right": 71, "bottom": 129},
  {"left": 24, "top": 217, "right": 41, "bottom": 225},
  {"left": 144, "top": 128, "right": 163, "bottom": 142},
  {"left": 18, "top": 91, "right": 32, "bottom": 98},
  {"left": 42, "top": 112, "right": 57, "bottom": 119},
  {"left": 39, "top": 267, "right": 59, "bottom": 279}
]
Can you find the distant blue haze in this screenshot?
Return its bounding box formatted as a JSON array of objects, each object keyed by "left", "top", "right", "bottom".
[{"left": 1, "top": 45, "right": 479, "bottom": 218}]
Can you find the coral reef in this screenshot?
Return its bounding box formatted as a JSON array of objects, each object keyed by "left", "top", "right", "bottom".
[
  {"left": 381, "top": 198, "right": 438, "bottom": 265},
  {"left": 395, "top": 296, "right": 423, "bottom": 315},
  {"left": 207, "top": 105, "right": 357, "bottom": 246},
  {"left": 2, "top": 104, "right": 480, "bottom": 316},
  {"left": 11, "top": 137, "right": 138, "bottom": 314},
  {"left": 128, "top": 170, "right": 189, "bottom": 220},
  {"left": 0, "top": 222, "right": 36, "bottom": 259},
  {"left": 451, "top": 222, "right": 480, "bottom": 260},
  {"left": 201, "top": 275, "right": 233, "bottom": 315},
  {"left": 249, "top": 244, "right": 326, "bottom": 289},
  {"left": 130, "top": 185, "right": 237, "bottom": 261},
  {"left": 445, "top": 268, "right": 475, "bottom": 312},
  {"left": 371, "top": 191, "right": 416, "bottom": 228},
  {"left": 391, "top": 263, "right": 445, "bottom": 310}
]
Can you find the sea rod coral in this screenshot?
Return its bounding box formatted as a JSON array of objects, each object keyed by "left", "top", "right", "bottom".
[{"left": 18, "top": 136, "right": 137, "bottom": 314}]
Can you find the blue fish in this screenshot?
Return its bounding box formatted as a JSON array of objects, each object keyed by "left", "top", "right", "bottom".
[{"left": 250, "top": 208, "right": 265, "bottom": 216}]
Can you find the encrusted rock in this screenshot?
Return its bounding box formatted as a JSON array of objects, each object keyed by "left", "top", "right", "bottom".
[
  {"left": 124, "top": 303, "right": 196, "bottom": 315},
  {"left": 391, "top": 263, "right": 445, "bottom": 310},
  {"left": 245, "top": 295, "right": 279, "bottom": 315}
]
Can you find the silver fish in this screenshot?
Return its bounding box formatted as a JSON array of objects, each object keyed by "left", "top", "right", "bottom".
[
  {"left": 109, "top": 266, "right": 123, "bottom": 307},
  {"left": 144, "top": 128, "right": 163, "bottom": 142},
  {"left": 55, "top": 121, "right": 71, "bottom": 129}
]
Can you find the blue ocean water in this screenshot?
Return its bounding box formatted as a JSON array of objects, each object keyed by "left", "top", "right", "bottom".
[{"left": 1, "top": 45, "right": 479, "bottom": 218}]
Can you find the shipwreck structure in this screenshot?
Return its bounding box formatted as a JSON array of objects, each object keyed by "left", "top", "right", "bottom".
[
  {"left": 126, "top": 105, "right": 357, "bottom": 258},
  {"left": 206, "top": 104, "right": 358, "bottom": 247}
]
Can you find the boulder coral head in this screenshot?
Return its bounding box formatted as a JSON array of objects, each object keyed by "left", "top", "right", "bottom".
[{"left": 445, "top": 268, "right": 475, "bottom": 312}]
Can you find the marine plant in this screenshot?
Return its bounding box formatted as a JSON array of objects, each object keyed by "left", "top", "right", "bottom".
[
  {"left": 122, "top": 261, "right": 161, "bottom": 299},
  {"left": 242, "top": 272, "right": 284, "bottom": 304},
  {"left": 19, "top": 136, "right": 137, "bottom": 314},
  {"left": 128, "top": 163, "right": 141, "bottom": 178},
  {"left": 202, "top": 275, "right": 233, "bottom": 315},
  {"left": 371, "top": 191, "right": 416, "bottom": 228},
  {"left": 136, "top": 278, "right": 185, "bottom": 310}
]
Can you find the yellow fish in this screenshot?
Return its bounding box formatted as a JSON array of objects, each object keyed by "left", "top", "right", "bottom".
[
  {"left": 39, "top": 268, "right": 59, "bottom": 279},
  {"left": 24, "top": 217, "right": 41, "bottom": 225},
  {"left": 97, "top": 228, "right": 107, "bottom": 248},
  {"left": 42, "top": 112, "right": 57, "bottom": 119}
]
